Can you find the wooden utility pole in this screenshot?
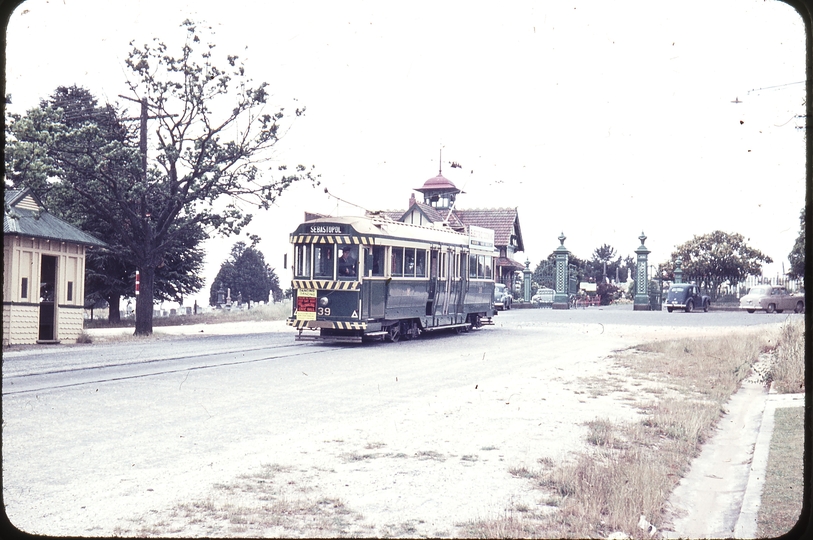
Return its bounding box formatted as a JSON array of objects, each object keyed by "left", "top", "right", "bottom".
[{"left": 118, "top": 94, "right": 176, "bottom": 335}]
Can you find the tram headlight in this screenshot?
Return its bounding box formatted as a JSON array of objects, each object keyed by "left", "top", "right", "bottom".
[{"left": 319, "top": 296, "right": 330, "bottom": 307}]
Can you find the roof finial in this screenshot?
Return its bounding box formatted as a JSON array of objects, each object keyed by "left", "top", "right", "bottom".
[{"left": 439, "top": 147, "right": 442, "bottom": 175}]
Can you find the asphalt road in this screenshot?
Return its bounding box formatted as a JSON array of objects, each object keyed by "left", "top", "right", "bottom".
[{"left": 2, "top": 307, "right": 800, "bottom": 537}]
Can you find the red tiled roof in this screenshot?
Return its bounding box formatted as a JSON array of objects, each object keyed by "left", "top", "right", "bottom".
[
  {"left": 453, "top": 208, "right": 523, "bottom": 251},
  {"left": 496, "top": 257, "right": 526, "bottom": 270},
  {"left": 369, "top": 205, "right": 524, "bottom": 252}
]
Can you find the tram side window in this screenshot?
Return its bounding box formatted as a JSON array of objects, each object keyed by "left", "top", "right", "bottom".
[
  {"left": 366, "top": 246, "right": 385, "bottom": 277},
  {"left": 460, "top": 254, "right": 467, "bottom": 279},
  {"left": 404, "top": 248, "right": 416, "bottom": 277},
  {"left": 439, "top": 252, "right": 447, "bottom": 279},
  {"left": 295, "top": 244, "right": 311, "bottom": 278},
  {"left": 391, "top": 247, "right": 404, "bottom": 277},
  {"left": 338, "top": 245, "right": 358, "bottom": 279},
  {"left": 314, "top": 245, "right": 334, "bottom": 279},
  {"left": 416, "top": 250, "right": 427, "bottom": 278},
  {"left": 477, "top": 255, "right": 485, "bottom": 279},
  {"left": 469, "top": 254, "right": 478, "bottom": 278},
  {"left": 484, "top": 256, "right": 493, "bottom": 279}
]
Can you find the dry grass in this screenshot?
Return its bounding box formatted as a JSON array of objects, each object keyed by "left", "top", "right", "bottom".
[
  {"left": 768, "top": 318, "right": 805, "bottom": 393},
  {"left": 461, "top": 328, "right": 774, "bottom": 539}
]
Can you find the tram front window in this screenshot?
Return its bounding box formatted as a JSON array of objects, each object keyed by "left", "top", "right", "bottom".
[
  {"left": 314, "top": 245, "right": 334, "bottom": 279},
  {"left": 338, "top": 245, "right": 358, "bottom": 279}
]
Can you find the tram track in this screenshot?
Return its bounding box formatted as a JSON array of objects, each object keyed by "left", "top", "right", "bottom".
[{"left": 2, "top": 343, "right": 345, "bottom": 396}]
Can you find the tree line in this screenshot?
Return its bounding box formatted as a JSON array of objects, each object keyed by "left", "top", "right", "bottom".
[{"left": 530, "top": 220, "right": 805, "bottom": 303}]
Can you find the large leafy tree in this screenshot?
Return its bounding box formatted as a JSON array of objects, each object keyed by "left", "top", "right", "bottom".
[
  {"left": 585, "top": 244, "right": 633, "bottom": 283},
  {"left": 209, "top": 242, "right": 281, "bottom": 307},
  {"left": 6, "top": 85, "right": 206, "bottom": 323},
  {"left": 5, "top": 21, "right": 317, "bottom": 334},
  {"left": 788, "top": 207, "right": 805, "bottom": 281},
  {"left": 660, "top": 231, "right": 772, "bottom": 299},
  {"left": 532, "top": 253, "right": 589, "bottom": 291}
]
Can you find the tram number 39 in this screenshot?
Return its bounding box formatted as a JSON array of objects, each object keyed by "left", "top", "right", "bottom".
[{"left": 317, "top": 307, "right": 331, "bottom": 316}]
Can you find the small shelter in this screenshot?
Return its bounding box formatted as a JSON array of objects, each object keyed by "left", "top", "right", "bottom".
[{"left": 3, "top": 188, "right": 106, "bottom": 345}]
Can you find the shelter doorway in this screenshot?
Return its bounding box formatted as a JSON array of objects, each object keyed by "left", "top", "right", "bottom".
[{"left": 38, "top": 255, "right": 57, "bottom": 341}]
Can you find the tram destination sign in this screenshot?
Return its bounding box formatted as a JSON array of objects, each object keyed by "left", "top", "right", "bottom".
[{"left": 295, "top": 223, "right": 350, "bottom": 235}]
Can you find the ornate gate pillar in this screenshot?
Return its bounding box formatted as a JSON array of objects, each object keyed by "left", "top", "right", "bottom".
[
  {"left": 633, "top": 232, "right": 651, "bottom": 311},
  {"left": 523, "top": 259, "right": 532, "bottom": 302},
  {"left": 674, "top": 256, "right": 683, "bottom": 284},
  {"left": 553, "top": 233, "right": 571, "bottom": 310}
]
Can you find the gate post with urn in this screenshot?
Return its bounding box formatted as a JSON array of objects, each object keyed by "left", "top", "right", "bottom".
[
  {"left": 553, "top": 233, "right": 571, "bottom": 310},
  {"left": 633, "top": 232, "right": 651, "bottom": 311}
]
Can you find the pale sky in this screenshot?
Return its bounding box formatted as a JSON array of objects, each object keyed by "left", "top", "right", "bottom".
[{"left": 5, "top": 0, "right": 807, "bottom": 308}]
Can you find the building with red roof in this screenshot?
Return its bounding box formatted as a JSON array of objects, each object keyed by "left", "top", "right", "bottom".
[{"left": 375, "top": 171, "right": 525, "bottom": 288}]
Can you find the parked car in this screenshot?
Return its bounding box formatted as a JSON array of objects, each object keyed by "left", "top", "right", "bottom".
[
  {"left": 739, "top": 285, "right": 805, "bottom": 314},
  {"left": 665, "top": 283, "right": 710, "bottom": 313},
  {"left": 532, "top": 287, "right": 555, "bottom": 307},
  {"left": 494, "top": 283, "right": 512, "bottom": 310}
]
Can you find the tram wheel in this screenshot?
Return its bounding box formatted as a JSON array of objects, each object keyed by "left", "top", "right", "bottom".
[{"left": 387, "top": 324, "right": 401, "bottom": 342}]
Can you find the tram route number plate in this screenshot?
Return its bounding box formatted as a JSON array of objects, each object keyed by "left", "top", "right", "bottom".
[{"left": 295, "top": 289, "right": 317, "bottom": 320}]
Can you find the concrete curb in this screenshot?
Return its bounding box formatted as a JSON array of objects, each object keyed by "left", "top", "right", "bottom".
[{"left": 734, "top": 389, "right": 805, "bottom": 538}]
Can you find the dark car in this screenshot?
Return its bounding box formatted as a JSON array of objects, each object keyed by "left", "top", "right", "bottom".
[
  {"left": 665, "top": 283, "right": 710, "bottom": 313},
  {"left": 494, "top": 283, "right": 512, "bottom": 310}
]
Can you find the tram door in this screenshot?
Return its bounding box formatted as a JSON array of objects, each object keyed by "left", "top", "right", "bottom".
[
  {"left": 440, "top": 249, "right": 454, "bottom": 316},
  {"left": 426, "top": 248, "right": 439, "bottom": 316}
]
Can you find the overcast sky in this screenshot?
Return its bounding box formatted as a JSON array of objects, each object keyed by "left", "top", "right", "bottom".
[{"left": 5, "top": 0, "right": 806, "bottom": 308}]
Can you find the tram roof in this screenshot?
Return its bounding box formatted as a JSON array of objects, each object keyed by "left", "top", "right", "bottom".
[{"left": 293, "top": 214, "right": 495, "bottom": 249}]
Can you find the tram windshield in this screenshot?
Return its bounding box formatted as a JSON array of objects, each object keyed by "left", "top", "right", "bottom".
[{"left": 314, "top": 245, "right": 334, "bottom": 278}]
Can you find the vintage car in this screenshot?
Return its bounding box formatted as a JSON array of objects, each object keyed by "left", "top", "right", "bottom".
[
  {"left": 532, "top": 287, "right": 555, "bottom": 307},
  {"left": 493, "top": 283, "right": 513, "bottom": 310},
  {"left": 665, "top": 283, "right": 710, "bottom": 313},
  {"left": 739, "top": 285, "right": 805, "bottom": 314}
]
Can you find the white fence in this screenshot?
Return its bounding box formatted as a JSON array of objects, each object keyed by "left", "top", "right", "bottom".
[{"left": 719, "top": 275, "right": 803, "bottom": 299}]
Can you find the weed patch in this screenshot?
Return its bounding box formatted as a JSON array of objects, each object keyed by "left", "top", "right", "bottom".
[
  {"left": 114, "top": 463, "right": 369, "bottom": 537},
  {"left": 768, "top": 319, "right": 805, "bottom": 393}
]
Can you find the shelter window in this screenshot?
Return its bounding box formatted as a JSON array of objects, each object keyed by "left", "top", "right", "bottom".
[
  {"left": 21, "top": 278, "right": 28, "bottom": 299},
  {"left": 67, "top": 281, "right": 74, "bottom": 302},
  {"left": 391, "top": 247, "right": 404, "bottom": 277},
  {"left": 295, "top": 244, "right": 311, "bottom": 278},
  {"left": 314, "top": 245, "right": 334, "bottom": 279}
]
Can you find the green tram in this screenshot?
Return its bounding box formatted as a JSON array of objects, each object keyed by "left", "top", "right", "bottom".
[{"left": 286, "top": 214, "right": 498, "bottom": 342}]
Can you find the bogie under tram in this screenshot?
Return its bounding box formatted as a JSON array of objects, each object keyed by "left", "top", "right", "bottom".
[{"left": 286, "top": 214, "right": 498, "bottom": 343}]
